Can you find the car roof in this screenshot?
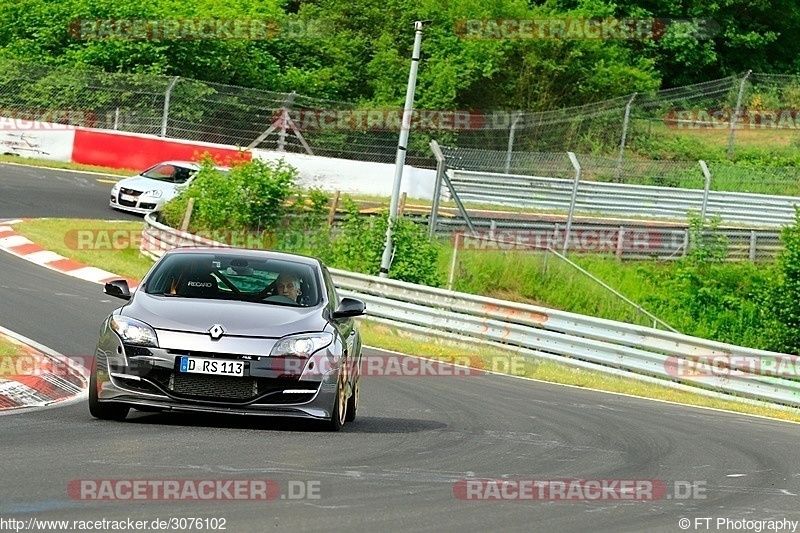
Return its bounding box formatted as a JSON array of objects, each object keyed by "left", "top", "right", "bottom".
[
  {"left": 162, "top": 247, "right": 324, "bottom": 268},
  {"left": 147, "top": 160, "right": 231, "bottom": 171}
]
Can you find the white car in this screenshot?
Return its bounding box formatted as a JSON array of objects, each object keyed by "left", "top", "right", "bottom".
[{"left": 109, "top": 161, "right": 228, "bottom": 215}]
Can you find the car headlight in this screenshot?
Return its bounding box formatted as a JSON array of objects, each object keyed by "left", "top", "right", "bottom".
[
  {"left": 143, "top": 190, "right": 163, "bottom": 198},
  {"left": 270, "top": 332, "right": 333, "bottom": 357},
  {"left": 110, "top": 316, "right": 159, "bottom": 347}
]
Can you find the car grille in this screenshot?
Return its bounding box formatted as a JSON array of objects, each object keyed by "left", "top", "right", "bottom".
[
  {"left": 169, "top": 373, "right": 258, "bottom": 400},
  {"left": 119, "top": 188, "right": 142, "bottom": 196},
  {"left": 142, "top": 371, "right": 317, "bottom": 404}
]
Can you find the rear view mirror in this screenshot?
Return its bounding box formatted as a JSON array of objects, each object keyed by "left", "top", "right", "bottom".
[
  {"left": 332, "top": 297, "right": 366, "bottom": 319},
  {"left": 104, "top": 279, "right": 131, "bottom": 300}
]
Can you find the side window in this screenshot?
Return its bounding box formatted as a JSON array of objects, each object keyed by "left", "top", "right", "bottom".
[{"left": 321, "top": 267, "right": 339, "bottom": 309}]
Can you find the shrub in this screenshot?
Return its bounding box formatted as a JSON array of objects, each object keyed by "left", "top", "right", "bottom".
[{"left": 162, "top": 156, "right": 298, "bottom": 233}]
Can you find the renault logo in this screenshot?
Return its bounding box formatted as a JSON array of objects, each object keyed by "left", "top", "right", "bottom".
[{"left": 208, "top": 324, "right": 226, "bottom": 340}]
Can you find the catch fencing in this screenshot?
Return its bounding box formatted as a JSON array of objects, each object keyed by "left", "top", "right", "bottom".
[{"left": 2, "top": 59, "right": 800, "bottom": 172}]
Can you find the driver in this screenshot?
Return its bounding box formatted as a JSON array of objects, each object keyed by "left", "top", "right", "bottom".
[{"left": 275, "top": 273, "right": 301, "bottom": 302}]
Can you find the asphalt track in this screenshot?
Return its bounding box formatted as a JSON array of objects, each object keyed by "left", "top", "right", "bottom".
[{"left": 1, "top": 162, "right": 800, "bottom": 532}]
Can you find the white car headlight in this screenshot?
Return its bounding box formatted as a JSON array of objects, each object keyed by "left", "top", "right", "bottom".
[
  {"left": 270, "top": 332, "right": 333, "bottom": 357},
  {"left": 111, "top": 183, "right": 120, "bottom": 192},
  {"left": 143, "top": 190, "right": 163, "bottom": 198},
  {"left": 110, "top": 316, "right": 159, "bottom": 347}
]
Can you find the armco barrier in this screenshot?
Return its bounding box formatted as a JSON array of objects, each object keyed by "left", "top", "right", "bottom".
[
  {"left": 140, "top": 213, "right": 800, "bottom": 409},
  {"left": 450, "top": 169, "right": 800, "bottom": 227}
]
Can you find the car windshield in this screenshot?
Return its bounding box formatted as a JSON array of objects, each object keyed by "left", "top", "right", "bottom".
[
  {"left": 143, "top": 253, "right": 321, "bottom": 307},
  {"left": 141, "top": 164, "right": 197, "bottom": 184}
]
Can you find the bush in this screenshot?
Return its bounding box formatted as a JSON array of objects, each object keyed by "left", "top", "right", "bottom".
[
  {"left": 162, "top": 156, "right": 298, "bottom": 233},
  {"left": 771, "top": 207, "right": 800, "bottom": 353},
  {"left": 329, "top": 198, "right": 443, "bottom": 286}
]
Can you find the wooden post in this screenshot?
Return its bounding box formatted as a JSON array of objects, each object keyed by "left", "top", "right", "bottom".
[
  {"left": 180, "top": 198, "right": 195, "bottom": 232},
  {"left": 398, "top": 192, "right": 407, "bottom": 218},
  {"left": 327, "top": 191, "right": 340, "bottom": 226},
  {"left": 616, "top": 226, "right": 625, "bottom": 260}
]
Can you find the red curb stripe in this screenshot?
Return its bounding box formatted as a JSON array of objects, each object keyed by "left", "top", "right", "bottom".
[
  {"left": 47, "top": 258, "right": 88, "bottom": 272},
  {"left": 9, "top": 242, "right": 47, "bottom": 256},
  {"left": 13, "top": 376, "right": 72, "bottom": 400},
  {"left": 0, "top": 394, "right": 21, "bottom": 408}
]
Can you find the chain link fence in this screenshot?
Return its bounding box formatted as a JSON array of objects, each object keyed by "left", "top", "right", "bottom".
[{"left": 2, "top": 58, "right": 800, "bottom": 170}]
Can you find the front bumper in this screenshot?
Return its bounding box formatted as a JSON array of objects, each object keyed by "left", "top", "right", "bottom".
[
  {"left": 93, "top": 336, "right": 343, "bottom": 421},
  {"left": 109, "top": 188, "right": 162, "bottom": 214}
]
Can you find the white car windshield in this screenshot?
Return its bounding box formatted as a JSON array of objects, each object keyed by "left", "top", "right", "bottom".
[{"left": 141, "top": 164, "right": 196, "bottom": 184}]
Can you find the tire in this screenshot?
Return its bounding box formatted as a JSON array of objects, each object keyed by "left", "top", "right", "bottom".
[
  {"left": 88, "top": 357, "right": 129, "bottom": 421},
  {"left": 345, "top": 375, "right": 359, "bottom": 423},
  {"left": 324, "top": 364, "right": 348, "bottom": 432}
]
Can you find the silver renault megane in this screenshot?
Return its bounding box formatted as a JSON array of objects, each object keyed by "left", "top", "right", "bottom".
[{"left": 89, "top": 247, "right": 365, "bottom": 431}]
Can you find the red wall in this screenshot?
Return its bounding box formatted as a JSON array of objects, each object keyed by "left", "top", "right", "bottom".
[{"left": 72, "top": 129, "right": 251, "bottom": 170}]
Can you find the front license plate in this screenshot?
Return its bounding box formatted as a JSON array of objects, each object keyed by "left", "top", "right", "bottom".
[
  {"left": 120, "top": 193, "right": 136, "bottom": 202},
  {"left": 179, "top": 356, "right": 245, "bottom": 377}
]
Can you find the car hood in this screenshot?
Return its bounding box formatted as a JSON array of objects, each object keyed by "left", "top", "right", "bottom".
[
  {"left": 123, "top": 293, "right": 328, "bottom": 338},
  {"left": 117, "top": 176, "right": 178, "bottom": 194}
]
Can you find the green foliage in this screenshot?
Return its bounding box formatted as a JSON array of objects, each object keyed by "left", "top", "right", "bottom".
[
  {"left": 164, "top": 168, "right": 442, "bottom": 286},
  {"left": 162, "top": 156, "right": 298, "bottom": 233},
  {"left": 329, "top": 198, "right": 443, "bottom": 286},
  {"left": 686, "top": 212, "right": 728, "bottom": 266},
  {"left": 771, "top": 207, "right": 800, "bottom": 354}
]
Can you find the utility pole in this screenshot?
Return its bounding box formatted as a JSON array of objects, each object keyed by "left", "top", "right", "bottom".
[{"left": 379, "top": 20, "right": 430, "bottom": 278}]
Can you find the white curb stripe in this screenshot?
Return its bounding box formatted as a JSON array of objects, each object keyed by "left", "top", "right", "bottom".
[
  {"left": 24, "top": 250, "right": 66, "bottom": 265},
  {"left": 0, "top": 235, "right": 33, "bottom": 248},
  {"left": 69, "top": 266, "right": 119, "bottom": 283}
]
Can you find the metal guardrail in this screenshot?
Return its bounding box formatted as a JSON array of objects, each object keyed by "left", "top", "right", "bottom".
[
  {"left": 140, "top": 213, "right": 800, "bottom": 409},
  {"left": 331, "top": 269, "right": 800, "bottom": 409},
  {"left": 449, "top": 169, "right": 800, "bottom": 228}
]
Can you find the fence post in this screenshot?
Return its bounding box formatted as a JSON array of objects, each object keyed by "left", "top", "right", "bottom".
[
  {"left": 161, "top": 76, "right": 179, "bottom": 138},
  {"left": 564, "top": 152, "right": 582, "bottom": 255},
  {"left": 699, "top": 160, "right": 711, "bottom": 221},
  {"left": 727, "top": 70, "right": 752, "bottom": 160},
  {"left": 616, "top": 226, "right": 625, "bottom": 260},
  {"left": 615, "top": 92, "right": 637, "bottom": 182},
  {"left": 749, "top": 230, "right": 757, "bottom": 262},
  {"left": 278, "top": 91, "right": 297, "bottom": 152},
  {"left": 447, "top": 232, "right": 461, "bottom": 291},
  {"left": 504, "top": 112, "right": 522, "bottom": 174},
  {"left": 429, "top": 140, "right": 446, "bottom": 239}
]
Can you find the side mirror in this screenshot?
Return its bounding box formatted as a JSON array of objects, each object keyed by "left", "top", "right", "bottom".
[
  {"left": 332, "top": 297, "right": 366, "bottom": 319},
  {"left": 104, "top": 279, "right": 131, "bottom": 300}
]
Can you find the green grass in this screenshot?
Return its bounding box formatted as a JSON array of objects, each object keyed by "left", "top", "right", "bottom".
[
  {"left": 15, "top": 218, "right": 154, "bottom": 280},
  {"left": 0, "top": 335, "right": 20, "bottom": 357}
]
